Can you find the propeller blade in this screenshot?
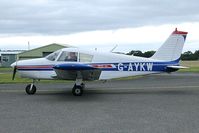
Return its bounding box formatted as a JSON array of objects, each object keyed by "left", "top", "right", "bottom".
[{"left": 12, "top": 66, "right": 17, "bottom": 80}]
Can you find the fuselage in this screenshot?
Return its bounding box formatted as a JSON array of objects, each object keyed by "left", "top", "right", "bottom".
[{"left": 12, "top": 48, "right": 179, "bottom": 80}]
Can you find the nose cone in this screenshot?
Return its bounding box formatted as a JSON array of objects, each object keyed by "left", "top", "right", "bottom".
[{"left": 11, "top": 62, "right": 17, "bottom": 68}]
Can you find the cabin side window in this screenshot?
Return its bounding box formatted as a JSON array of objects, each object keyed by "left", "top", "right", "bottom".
[
  {"left": 58, "top": 51, "right": 78, "bottom": 62},
  {"left": 79, "top": 53, "right": 93, "bottom": 62}
]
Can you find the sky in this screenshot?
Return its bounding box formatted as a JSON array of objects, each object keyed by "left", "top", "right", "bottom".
[{"left": 0, "top": 0, "right": 198, "bottom": 53}]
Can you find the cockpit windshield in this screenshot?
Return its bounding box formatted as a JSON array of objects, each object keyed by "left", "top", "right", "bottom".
[{"left": 46, "top": 50, "right": 61, "bottom": 61}]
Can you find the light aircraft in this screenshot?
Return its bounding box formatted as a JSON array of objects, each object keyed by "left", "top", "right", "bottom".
[{"left": 11, "top": 28, "right": 188, "bottom": 96}]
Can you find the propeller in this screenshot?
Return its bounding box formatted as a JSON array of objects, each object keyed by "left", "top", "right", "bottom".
[
  {"left": 12, "top": 55, "right": 19, "bottom": 80},
  {"left": 12, "top": 66, "right": 17, "bottom": 80}
]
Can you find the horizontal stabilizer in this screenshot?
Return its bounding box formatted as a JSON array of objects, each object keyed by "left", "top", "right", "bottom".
[
  {"left": 167, "top": 66, "right": 189, "bottom": 69},
  {"left": 166, "top": 65, "right": 188, "bottom": 72}
]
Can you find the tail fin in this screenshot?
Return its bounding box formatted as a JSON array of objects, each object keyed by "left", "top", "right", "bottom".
[{"left": 151, "top": 28, "right": 188, "bottom": 61}]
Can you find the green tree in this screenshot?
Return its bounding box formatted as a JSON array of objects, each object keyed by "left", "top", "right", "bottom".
[
  {"left": 126, "top": 50, "right": 143, "bottom": 56},
  {"left": 127, "top": 50, "right": 155, "bottom": 58},
  {"left": 181, "top": 51, "right": 198, "bottom": 60},
  {"left": 194, "top": 50, "right": 199, "bottom": 60},
  {"left": 127, "top": 50, "right": 199, "bottom": 60},
  {"left": 142, "top": 51, "right": 156, "bottom": 58}
]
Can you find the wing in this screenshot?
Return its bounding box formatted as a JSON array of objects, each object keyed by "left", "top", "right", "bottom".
[{"left": 53, "top": 63, "right": 101, "bottom": 81}]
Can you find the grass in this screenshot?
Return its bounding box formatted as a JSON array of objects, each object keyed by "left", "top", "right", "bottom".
[
  {"left": 0, "top": 73, "right": 71, "bottom": 84},
  {"left": 0, "top": 67, "right": 71, "bottom": 84},
  {"left": 0, "top": 67, "right": 32, "bottom": 84},
  {"left": 0, "top": 73, "right": 31, "bottom": 84},
  {"left": 0, "top": 61, "right": 198, "bottom": 84},
  {"left": 0, "top": 67, "right": 12, "bottom": 72},
  {"left": 179, "top": 61, "right": 199, "bottom": 73}
]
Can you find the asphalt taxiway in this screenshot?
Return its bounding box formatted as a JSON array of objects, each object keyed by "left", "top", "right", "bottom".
[{"left": 0, "top": 73, "right": 199, "bottom": 133}]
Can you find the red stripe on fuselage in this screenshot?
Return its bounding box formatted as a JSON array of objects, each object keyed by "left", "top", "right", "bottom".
[
  {"left": 92, "top": 64, "right": 113, "bottom": 68},
  {"left": 17, "top": 65, "right": 53, "bottom": 69}
]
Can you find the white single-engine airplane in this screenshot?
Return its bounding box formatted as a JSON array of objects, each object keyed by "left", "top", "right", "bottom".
[{"left": 11, "top": 28, "right": 188, "bottom": 96}]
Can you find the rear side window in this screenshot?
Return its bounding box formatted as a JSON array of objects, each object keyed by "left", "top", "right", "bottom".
[{"left": 79, "top": 53, "right": 93, "bottom": 62}]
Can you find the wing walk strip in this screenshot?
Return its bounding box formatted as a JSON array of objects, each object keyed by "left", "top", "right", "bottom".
[{"left": 1, "top": 85, "right": 199, "bottom": 93}]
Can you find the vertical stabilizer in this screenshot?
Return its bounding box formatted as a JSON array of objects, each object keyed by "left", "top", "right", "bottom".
[{"left": 151, "top": 28, "right": 188, "bottom": 61}]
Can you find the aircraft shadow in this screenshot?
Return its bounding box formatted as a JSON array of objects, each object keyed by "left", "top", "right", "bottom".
[{"left": 33, "top": 88, "right": 198, "bottom": 102}]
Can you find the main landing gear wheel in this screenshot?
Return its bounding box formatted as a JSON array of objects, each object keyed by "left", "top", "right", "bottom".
[
  {"left": 25, "top": 84, "right": 37, "bottom": 95},
  {"left": 72, "top": 84, "right": 83, "bottom": 96}
]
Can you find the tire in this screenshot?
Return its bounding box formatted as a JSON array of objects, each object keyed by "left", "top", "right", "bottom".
[
  {"left": 25, "top": 84, "right": 37, "bottom": 95},
  {"left": 72, "top": 85, "right": 83, "bottom": 96}
]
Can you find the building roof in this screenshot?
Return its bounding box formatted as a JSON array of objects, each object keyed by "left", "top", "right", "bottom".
[
  {"left": 0, "top": 51, "right": 23, "bottom": 56},
  {"left": 18, "top": 43, "right": 74, "bottom": 57}
]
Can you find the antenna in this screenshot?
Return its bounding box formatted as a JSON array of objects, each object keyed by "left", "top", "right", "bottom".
[
  {"left": 110, "top": 44, "right": 118, "bottom": 52},
  {"left": 28, "top": 41, "right": 30, "bottom": 50}
]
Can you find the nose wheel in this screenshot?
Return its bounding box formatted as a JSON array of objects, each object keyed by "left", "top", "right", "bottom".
[
  {"left": 25, "top": 84, "right": 37, "bottom": 95},
  {"left": 72, "top": 83, "right": 85, "bottom": 96}
]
